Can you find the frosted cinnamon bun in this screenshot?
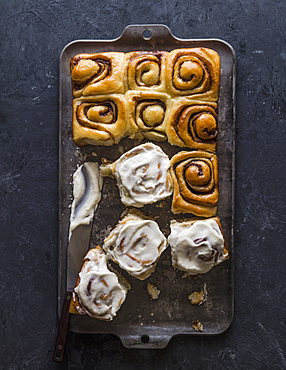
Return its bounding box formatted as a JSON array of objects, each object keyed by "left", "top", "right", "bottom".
[
  {"left": 70, "top": 52, "right": 125, "bottom": 98},
  {"left": 168, "top": 217, "right": 229, "bottom": 276},
  {"left": 124, "top": 51, "right": 168, "bottom": 92},
  {"left": 170, "top": 151, "right": 219, "bottom": 217},
  {"left": 166, "top": 98, "right": 218, "bottom": 152},
  {"left": 71, "top": 246, "right": 129, "bottom": 321},
  {"left": 100, "top": 143, "right": 173, "bottom": 207},
  {"left": 72, "top": 95, "right": 127, "bottom": 146},
  {"left": 165, "top": 48, "right": 220, "bottom": 101},
  {"left": 125, "top": 91, "right": 171, "bottom": 142},
  {"left": 103, "top": 209, "right": 168, "bottom": 280}
]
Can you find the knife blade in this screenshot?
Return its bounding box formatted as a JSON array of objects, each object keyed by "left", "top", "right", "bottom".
[
  {"left": 53, "top": 223, "right": 93, "bottom": 363},
  {"left": 53, "top": 162, "right": 102, "bottom": 363}
]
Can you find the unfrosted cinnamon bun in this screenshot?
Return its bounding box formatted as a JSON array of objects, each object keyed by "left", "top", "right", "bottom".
[
  {"left": 166, "top": 98, "right": 218, "bottom": 152},
  {"left": 168, "top": 217, "right": 229, "bottom": 276},
  {"left": 165, "top": 48, "right": 220, "bottom": 101},
  {"left": 72, "top": 95, "right": 127, "bottom": 146},
  {"left": 125, "top": 91, "right": 171, "bottom": 142},
  {"left": 124, "top": 51, "right": 168, "bottom": 92},
  {"left": 71, "top": 246, "right": 130, "bottom": 321},
  {"left": 100, "top": 143, "right": 173, "bottom": 207},
  {"left": 103, "top": 209, "right": 168, "bottom": 280},
  {"left": 70, "top": 52, "right": 125, "bottom": 98},
  {"left": 170, "top": 150, "right": 219, "bottom": 217}
]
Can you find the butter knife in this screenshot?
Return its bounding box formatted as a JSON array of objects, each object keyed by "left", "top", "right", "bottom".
[{"left": 53, "top": 163, "right": 102, "bottom": 362}]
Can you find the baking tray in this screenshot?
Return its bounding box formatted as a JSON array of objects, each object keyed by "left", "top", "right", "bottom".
[{"left": 58, "top": 24, "right": 235, "bottom": 349}]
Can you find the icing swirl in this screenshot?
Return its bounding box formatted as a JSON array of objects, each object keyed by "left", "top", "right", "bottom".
[
  {"left": 103, "top": 211, "right": 167, "bottom": 279},
  {"left": 104, "top": 143, "right": 173, "bottom": 207},
  {"left": 74, "top": 247, "right": 127, "bottom": 321},
  {"left": 168, "top": 219, "right": 228, "bottom": 275}
]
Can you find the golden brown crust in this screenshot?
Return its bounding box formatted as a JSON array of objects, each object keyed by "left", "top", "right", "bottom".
[
  {"left": 165, "top": 48, "right": 220, "bottom": 101},
  {"left": 124, "top": 51, "right": 168, "bottom": 92},
  {"left": 72, "top": 95, "right": 127, "bottom": 146},
  {"left": 70, "top": 52, "right": 125, "bottom": 98},
  {"left": 170, "top": 150, "right": 219, "bottom": 217},
  {"left": 166, "top": 98, "right": 218, "bottom": 152},
  {"left": 125, "top": 91, "right": 171, "bottom": 141}
]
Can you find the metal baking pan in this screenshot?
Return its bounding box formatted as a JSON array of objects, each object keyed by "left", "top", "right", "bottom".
[{"left": 58, "top": 24, "right": 235, "bottom": 349}]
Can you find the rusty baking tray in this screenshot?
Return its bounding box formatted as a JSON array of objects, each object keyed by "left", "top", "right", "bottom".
[{"left": 58, "top": 24, "right": 235, "bottom": 349}]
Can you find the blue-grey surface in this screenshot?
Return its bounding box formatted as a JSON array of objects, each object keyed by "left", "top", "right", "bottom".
[{"left": 0, "top": 0, "right": 286, "bottom": 369}]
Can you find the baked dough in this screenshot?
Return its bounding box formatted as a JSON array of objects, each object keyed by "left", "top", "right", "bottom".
[
  {"left": 166, "top": 98, "right": 218, "bottom": 152},
  {"left": 170, "top": 150, "right": 219, "bottom": 217},
  {"left": 100, "top": 142, "right": 173, "bottom": 207},
  {"left": 165, "top": 48, "right": 220, "bottom": 101},
  {"left": 125, "top": 91, "right": 171, "bottom": 142},
  {"left": 72, "top": 95, "right": 127, "bottom": 146},
  {"left": 124, "top": 51, "right": 168, "bottom": 92},
  {"left": 168, "top": 217, "right": 229, "bottom": 276},
  {"left": 70, "top": 52, "right": 125, "bottom": 98},
  {"left": 103, "top": 209, "right": 168, "bottom": 280},
  {"left": 71, "top": 246, "right": 130, "bottom": 321}
]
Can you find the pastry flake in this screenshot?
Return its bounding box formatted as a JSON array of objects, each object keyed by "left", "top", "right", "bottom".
[
  {"left": 170, "top": 150, "right": 219, "bottom": 217},
  {"left": 165, "top": 48, "right": 220, "bottom": 101},
  {"left": 71, "top": 52, "right": 125, "bottom": 98},
  {"left": 72, "top": 95, "right": 127, "bottom": 146},
  {"left": 166, "top": 98, "right": 218, "bottom": 152}
]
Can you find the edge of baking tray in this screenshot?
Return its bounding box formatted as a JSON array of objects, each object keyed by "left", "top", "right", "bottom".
[{"left": 58, "top": 24, "right": 236, "bottom": 348}]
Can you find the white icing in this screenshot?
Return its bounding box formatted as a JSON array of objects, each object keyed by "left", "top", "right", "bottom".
[
  {"left": 74, "top": 249, "right": 126, "bottom": 320},
  {"left": 69, "top": 162, "right": 103, "bottom": 239},
  {"left": 168, "top": 219, "right": 226, "bottom": 275},
  {"left": 103, "top": 214, "right": 167, "bottom": 278},
  {"left": 108, "top": 143, "right": 173, "bottom": 207}
]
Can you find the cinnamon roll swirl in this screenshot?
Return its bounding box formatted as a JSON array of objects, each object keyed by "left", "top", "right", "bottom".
[
  {"left": 170, "top": 151, "right": 219, "bottom": 217},
  {"left": 165, "top": 48, "right": 220, "bottom": 101},
  {"left": 166, "top": 98, "right": 218, "bottom": 152},
  {"left": 100, "top": 143, "right": 173, "bottom": 207},
  {"left": 72, "top": 95, "right": 127, "bottom": 146},
  {"left": 124, "top": 51, "right": 168, "bottom": 92},
  {"left": 70, "top": 52, "right": 125, "bottom": 98},
  {"left": 103, "top": 210, "right": 168, "bottom": 280},
  {"left": 168, "top": 217, "right": 228, "bottom": 276},
  {"left": 125, "top": 91, "right": 171, "bottom": 142},
  {"left": 71, "top": 246, "right": 129, "bottom": 321}
]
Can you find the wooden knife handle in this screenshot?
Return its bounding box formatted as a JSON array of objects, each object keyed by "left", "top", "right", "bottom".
[{"left": 53, "top": 291, "right": 72, "bottom": 362}]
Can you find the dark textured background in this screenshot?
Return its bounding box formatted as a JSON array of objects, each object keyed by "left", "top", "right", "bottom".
[{"left": 1, "top": 0, "right": 286, "bottom": 369}]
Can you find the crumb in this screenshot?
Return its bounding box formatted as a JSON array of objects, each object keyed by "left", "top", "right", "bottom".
[
  {"left": 188, "top": 285, "right": 207, "bottom": 306},
  {"left": 92, "top": 152, "right": 97, "bottom": 157},
  {"left": 147, "top": 283, "right": 160, "bottom": 300},
  {"left": 192, "top": 319, "right": 204, "bottom": 332},
  {"left": 150, "top": 313, "right": 154, "bottom": 316},
  {"left": 152, "top": 320, "right": 155, "bottom": 323},
  {"left": 140, "top": 323, "right": 143, "bottom": 327},
  {"left": 138, "top": 315, "right": 141, "bottom": 318}
]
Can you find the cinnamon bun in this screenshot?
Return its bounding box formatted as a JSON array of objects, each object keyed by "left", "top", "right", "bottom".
[
  {"left": 70, "top": 52, "right": 125, "bottom": 98},
  {"left": 103, "top": 209, "right": 168, "bottom": 280},
  {"left": 72, "top": 95, "right": 127, "bottom": 146},
  {"left": 165, "top": 48, "right": 220, "bottom": 101},
  {"left": 170, "top": 150, "right": 219, "bottom": 217},
  {"left": 71, "top": 246, "right": 129, "bottom": 321},
  {"left": 100, "top": 143, "right": 173, "bottom": 207},
  {"left": 125, "top": 91, "right": 171, "bottom": 142},
  {"left": 124, "top": 51, "right": 168, "bottom": 92},
  {"left": 168, "top": 217, "right": 229, "bottom": 276},
  {"left": 166, "top": 98, "right": 218, "bottom": 152}
]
